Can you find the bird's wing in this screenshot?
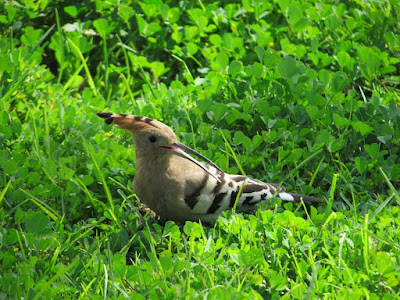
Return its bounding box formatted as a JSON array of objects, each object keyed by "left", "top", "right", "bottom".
[
  {"left": 184, "top": 164, "right": 325, "bottom": 220},
  {"left": 184, "top": 165, "right": 280, "bottom": 216}
]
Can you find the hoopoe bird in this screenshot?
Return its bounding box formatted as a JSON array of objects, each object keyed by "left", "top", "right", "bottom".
[{"left": 97, "top": 113, "right": 325, "bottom": 224}]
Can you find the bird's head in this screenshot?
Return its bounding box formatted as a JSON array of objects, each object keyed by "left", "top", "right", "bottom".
[{"left": 97, "top": 113, "right": 222, "bottom": 180}]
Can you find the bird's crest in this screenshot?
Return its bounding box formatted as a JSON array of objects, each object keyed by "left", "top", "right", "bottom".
[{"left": 97, "top": 113, "right": 166, "bottom": 131}]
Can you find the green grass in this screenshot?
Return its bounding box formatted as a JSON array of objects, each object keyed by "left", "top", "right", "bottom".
[{"left": 1, "top": 0, "right": 400, "bottom": 298}]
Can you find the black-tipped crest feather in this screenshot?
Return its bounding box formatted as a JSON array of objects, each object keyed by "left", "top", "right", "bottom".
[
  {"left": 97, "top": 112, "right": 114, "bottom": 124},
  {"left": 97, "top": 112, "right": 113, "bottom": 118}
]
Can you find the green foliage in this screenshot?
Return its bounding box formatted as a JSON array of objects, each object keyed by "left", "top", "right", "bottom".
[{"left": 1, "top": 0, "right": 400, "bottom": 298}]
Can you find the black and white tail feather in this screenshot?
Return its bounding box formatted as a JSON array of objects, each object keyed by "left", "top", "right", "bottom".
[{"left": 186, "top": 164, "right": 325, "bottom": 224}]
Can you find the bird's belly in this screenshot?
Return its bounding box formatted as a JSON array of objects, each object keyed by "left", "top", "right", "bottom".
[{"left": 133, "top": 171, "right": 189, "bottom": 219}]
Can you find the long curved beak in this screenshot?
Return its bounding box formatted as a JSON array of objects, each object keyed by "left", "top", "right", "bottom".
[
  {"left": 173, "top": 142, "right": 223, "bottom": 172},
  {"left": 162, "top": 141, "right": 223, "bottom": 182}
]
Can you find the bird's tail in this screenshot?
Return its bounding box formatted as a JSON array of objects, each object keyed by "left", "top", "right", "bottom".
[{"left": 278, "top": 192, "right": 326, "bottom": 203}]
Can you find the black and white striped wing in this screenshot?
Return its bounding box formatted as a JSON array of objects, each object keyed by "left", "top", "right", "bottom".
[{"left": 183, "top": 165, "right": 286, "bottom": 222}]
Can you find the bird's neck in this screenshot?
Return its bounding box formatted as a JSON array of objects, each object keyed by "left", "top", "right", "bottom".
[{"left": 135, "top": 150, "right": 172, "bottom": 171}]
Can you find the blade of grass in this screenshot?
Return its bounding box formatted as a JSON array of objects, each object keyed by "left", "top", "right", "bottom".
[
  {"left": 71, "top": 175, "right": 107, "bottom": 211},
  {"left": 339, "top": 257, "right": 355, "bottom": 285},
  {"left": 232, "top": 181, "right": 246, "bottom": 214},
  {"left": 66, "top": 37, "right": 98, "bottom": 96},
  {"left": 282, "top": 148, "right": 324, "bottom": 183},
  {"left": 81, "top": 136, "right": 123, "bottom": 229},
  {"left": 30, "top": 115, "right": 58, "bottom": 186},
  {"left": 100, "top": 33, "right": 109, "bottom": 101},
  {"left": 69, "top": 218, "right": 106, "bottom": 245},
  {"left": 184, "top": 109, "right": 197, "bottom": 150},
  {"left": 306, "top": 261, "right": 320, "bottom": 300},
  {"left": 20, "top": 188, "right": 60, "bottom": 221},
  {"left": 171, "top": 54, "right": 195, "bottom": 83},
  {"left": 119, "top": 233, "right": 139, "bottom": 257},
  {"left": 15, "top": 229, "right": 27, "bottom": 261},
  {"left": 299, "top": 198, "right": 314, "bottom": 225},
  {"left": 43, "top": 105, "right": 51, "bottom": 158},
  {"left": 79, "top": 278, "right": 97, "bottom": 299},
  {"left": 138, "top": 63, "right": 157, "bottom": 100},
  {"left": 181, "top": 228, "right": 193, "bottom": 295},
  {"left": 55, "top": 9, "right": 65, "bottom": 84},
  {"left": 81, "top": 140, "right": 113, "bottom": 211},
  {"left": 369, "top": 193, "right": 394, "bottom": 224},
  {"left": 119, "top": 73, "right": 136, "bottom": 104},
  {"left": 112, "top": 281, "right": 130, "bottom": 298},
  {"left": 0, "top": 72, "right": 27, "bottom": 104},
  {"left": 322, "top": 173, "right": 339, "bottom": 223},
  {"left": 63, "top": 58, "right": 86, "bottom": 92},
  {"left": 379, "top": 167, "right": 400, "bottom": 205},
  {"left": 219, "top": 129, "right": 246, "bottom": 176},
  {"left": 116, "top": 36, "right": 131, "bottom": 83},
  {"left": 103, "top": 264, "right": 108, "bottom": 300},
  {"left": 309, "top": 154, "right": 325, "bottom": 187},
  {"left": 361, "top": 214, "right": 370, "bottom": 274},
  {"left": 108, "top": 176, "right": 130, "bottom": 191},
  {"left": 0, "top": 179, "right": 12, "bottom": 206},
  {"left": 49, "top": 245, "right": 61, "bottom": 271},
  {"left": 332, "top": 155, "right": 358, "bottom": 222},
  {"left": 321, "top": 245, "right": 339, "bottom": 277},
  {"left": 291, "top": 250, "right": 304, "bottom": 279},
  {"left": 371, "top": 230, "right": 400, "bottom": 252},
  {"left": 293, "top": 161, "right": 301, "bottom": 184},
  {"left": 338, "top": 232, "right": 346, "bottom": 271},
  {"left": 144, "top": 222, "right": 164, "bottom": 273},
  {"left": 33, "top": 258, "right": 79, "bottom": 300}
]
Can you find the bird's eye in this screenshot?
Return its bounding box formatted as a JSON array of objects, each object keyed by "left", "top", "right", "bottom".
[{"left": 148, "top": 135, "right": 157, "bottom": 143}]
